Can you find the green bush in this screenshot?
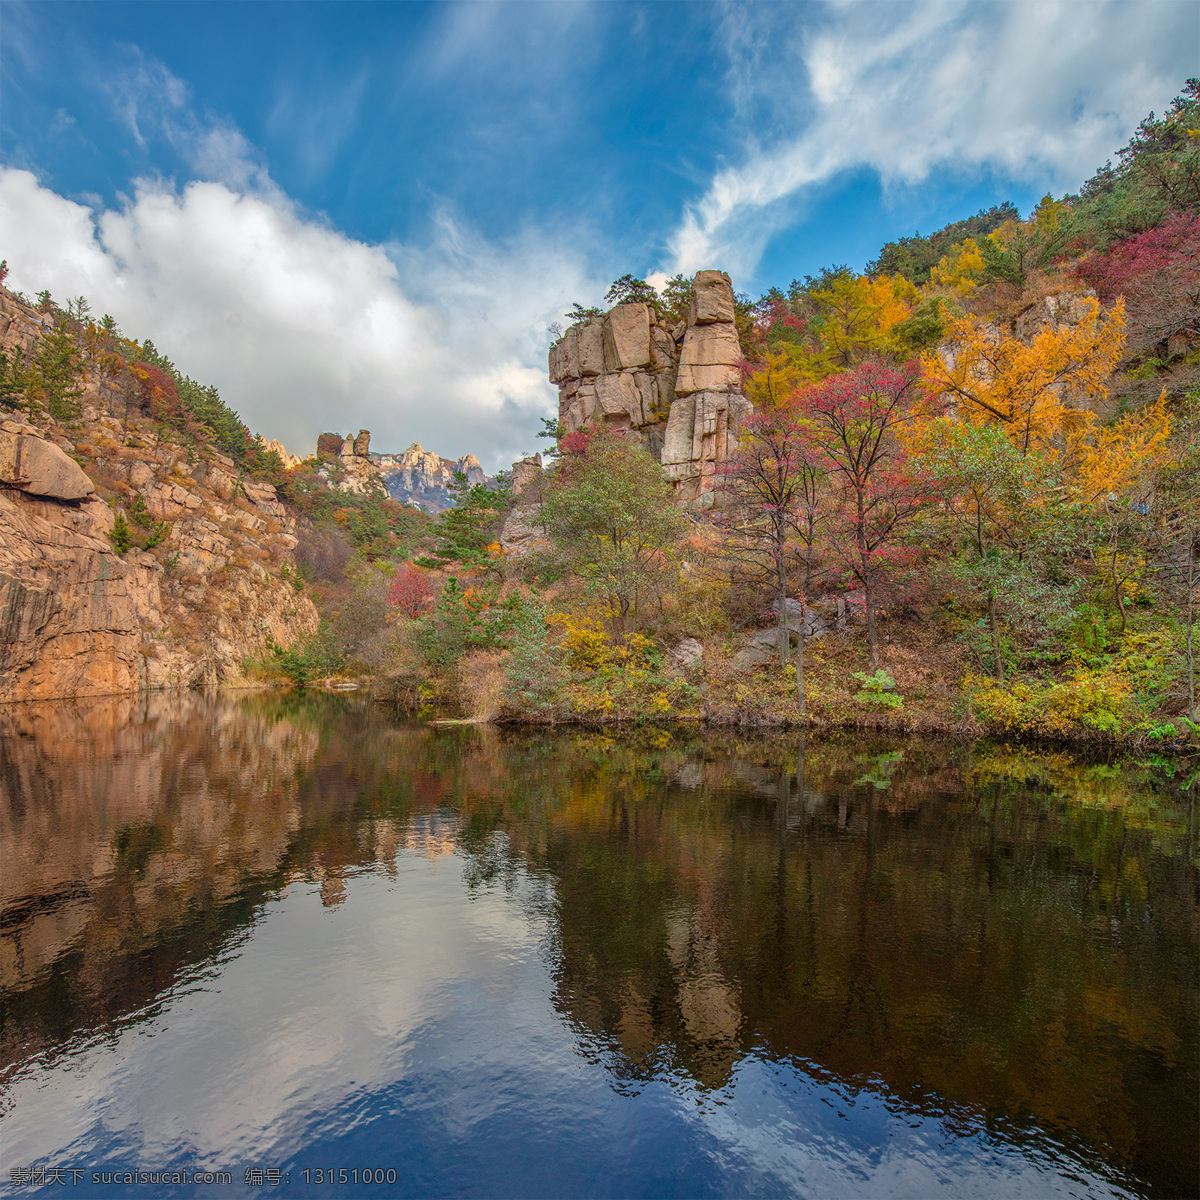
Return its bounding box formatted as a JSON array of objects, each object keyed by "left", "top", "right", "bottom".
[{"left": 852, "top": 669, "right": 903, "bottom": 709}]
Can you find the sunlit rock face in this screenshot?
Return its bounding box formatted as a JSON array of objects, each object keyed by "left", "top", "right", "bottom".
[
  {"left": 548, "top": 270, "right": 752, "bottom": 510},
  {"left": 0, "top": 288, "right": 318, "bottom": 702}
]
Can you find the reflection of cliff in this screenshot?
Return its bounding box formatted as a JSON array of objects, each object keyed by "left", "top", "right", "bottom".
[
  {"left": 0, "top": 697, "right": 524, "bottom": 1081},
  {"left": 0, "top": 695, "right": 317, "bottom": 1067},
  {"left": 1, "top": 707, "right": 1193, "bottom": 1197}
]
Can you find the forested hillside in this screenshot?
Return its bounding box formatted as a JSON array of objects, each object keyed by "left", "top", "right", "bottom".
[
  {"left": 2, "top": 82, "right": 1196, "bottom": 740},
  {"left": 340, "top": 81, "right": 1197, "bottom": 743}
]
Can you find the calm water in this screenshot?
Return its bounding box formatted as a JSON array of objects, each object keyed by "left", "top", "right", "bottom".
[{"left": 0, "top": 695, "right": 1196, "bottom": 1199}]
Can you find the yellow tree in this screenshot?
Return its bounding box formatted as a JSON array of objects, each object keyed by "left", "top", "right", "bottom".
[
  {"left": 742, "top": 348, "right": 807, "bottom": 410},
  {"left": 922, "top": 298, "right": 1126, "bottom": 453},
  {"left": 927, "top": 237, "right": 985, "bottom": 299},
  {"left": 1072, "top": 394, "right": 1172, "bottom": 632},
  {"left": 809, "top": 273, "right": 915, "bottom": 368}
]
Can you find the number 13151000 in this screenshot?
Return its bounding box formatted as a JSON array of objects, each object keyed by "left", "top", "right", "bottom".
[{"left": 302, "top": 1168, "right": 398, "bottom": 1184}]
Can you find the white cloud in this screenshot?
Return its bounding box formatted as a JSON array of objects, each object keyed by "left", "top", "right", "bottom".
[
  {"left": 0, "top": 167, "right": 596, "bottom": 471},
  {"left": 668, "top": 0, "right": 1197, "bottom": 277}
]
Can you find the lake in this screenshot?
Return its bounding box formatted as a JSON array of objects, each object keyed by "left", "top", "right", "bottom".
[{"left": 1, "top": 694, "right": 1196, "bottom": 1198}]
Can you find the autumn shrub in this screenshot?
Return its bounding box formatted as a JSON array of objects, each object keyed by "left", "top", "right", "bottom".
[
  {"left": 388, "top": 561, "right": 435, "bottom": 619},
  {"left": 414, "top": 579, "right": 527, "bottom": 688},
  {"left": 458, "top": 651, "right": 508, "bottom": 721},
  {"left": 970, "top": 668, "right": 1136, "bottom": 737},
  {"left": 852, "top": 669, "right": 904, "bottom": 709},
  {"left": 295, "top": 523, "right": 353, "bottom": 583},
  {"left": 331, "top": 571, "right": 391, "bottom": 669},
  {"left": 272, "top": 624, "right": 345, "bottom": 686}
]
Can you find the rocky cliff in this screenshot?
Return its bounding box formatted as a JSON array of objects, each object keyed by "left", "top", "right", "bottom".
[
  {"left": 0, "top": 292, "right": 317, "bottom": 703},
  {"left": 548, "top": 270, "right": 752, "bottom": 509},
  {"left": 373, "top": 442, "right": 491, "bottom": 512}
]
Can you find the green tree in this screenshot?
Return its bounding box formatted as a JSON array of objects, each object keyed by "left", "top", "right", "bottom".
[
  {"left": 108, "top": 512, "right": 132, "bottom": 555},
  {"left": 416, "top": 473, "right": 510, "bottom": 571},
  {"left": 538, "top": 428, "right": 687, "bottom": 632},
  {"left": 919, "top": 419, "right": 1081, "bottom": 677},
  {"left": 0, "top": 348, "right": 28, "bottom": 411},
  {"left": 29, "top": 324, "right": 83, "bottom": 420},
  {"left": 658, "top": 274, "right": 694, "bottom": 326},
  {"left": 605, "top": 274, "right": 659, "bottom": 307}
]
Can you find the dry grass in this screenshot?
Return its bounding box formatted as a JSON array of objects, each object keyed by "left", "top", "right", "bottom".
[{"left": 458, "top": 651, "right": 507, "bottom": 722}]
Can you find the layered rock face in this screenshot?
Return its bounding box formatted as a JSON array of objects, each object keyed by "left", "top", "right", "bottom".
[
  {"left": 0, "top": 392, "right": 317, "bottom": 703},
  {"left": 374, "top": 442, "right": 491, "bottom": 512},
  {"left": 0, "top": 284, "right": 316, "bottom": 700},
  {"left": 548, "top": 270, "right": 751, "bottom": 508},
  {"left": 499, "top": 453, "right": 547, "bottom": 555}
]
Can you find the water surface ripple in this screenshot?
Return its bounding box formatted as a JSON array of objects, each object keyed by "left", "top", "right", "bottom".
[{"left": 1, "top": 694, "right": 1195, "bottom": 1198}]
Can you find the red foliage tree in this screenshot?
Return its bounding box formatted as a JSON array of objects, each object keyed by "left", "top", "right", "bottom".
[
  {"left": 388, "top": 561, "right": 435, "bottom": 619},
  {"left": 1073, "top": 212, "right": 1200, "bottom": 353},
  {"left": 719, "top": 406, "right": 824, "bottom": 714},
  {"left": 792, "top": 361, "right": 934, "bottom": 670},
  {"left": 130, "top": 362, "right": 181, "bottom": 424}
]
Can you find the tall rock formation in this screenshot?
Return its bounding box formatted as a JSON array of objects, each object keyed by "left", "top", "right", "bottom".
[{"left": 548, "top": 270, "right": 752, "bottom": 509}]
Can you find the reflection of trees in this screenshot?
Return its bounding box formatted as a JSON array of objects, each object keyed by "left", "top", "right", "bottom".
[
  {"left": 1, "top": 705, "right": 1194, "bottom": 1196},
  {"left": 454, "top": 732, "right": 1197, "bottom": 1198}
]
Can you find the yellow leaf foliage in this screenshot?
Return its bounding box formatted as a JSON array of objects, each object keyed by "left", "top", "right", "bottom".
[
  {"left": 810, "top": 273, "right": 915, "bottom": 367},
  {"left": 928, "top": 237, "right": 985, "bottom": 298},
  {"left": 922, "top": 298, "right": 1126, "bottom": 453},
  {"left": 743, "top": 348, "right": 808, "bottom": 409},
  {"left": 1071, "top": 393, "right": 1171, "bottom": 504}
]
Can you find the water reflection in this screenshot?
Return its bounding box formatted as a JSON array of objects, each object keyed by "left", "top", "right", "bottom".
[{"left": 0, "top": 695, "right": 1195, "bottom": 1198}]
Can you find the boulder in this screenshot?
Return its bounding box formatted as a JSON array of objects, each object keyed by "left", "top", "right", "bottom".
[
  {"left": 731, "top": 629, "right": 789, "bottom": 671},
  {"left": 596, "top": 372, "right": 643, "bottom": 424},
  {"left": 353, "top": 430, "right": 371, "bottom": 457},
  {"left": 680, "top": 322, "right": 741, "bottom": 367},
  {"left": 662, "top": 395, "right": 696, "bottom": 464},
  {"left": 668, "top": 637, "right": 704, "bottom": 673},
  {"left": 0, "top": 421, "right": 95, "bottom": 501},
  {"left": 688, "top": 270, "right": 736, "bottom": 325},
  {"left": 578, "top": 319, "right": 605, "bottom": 376},
  {"left": 769, "top": 598, "right": 830, "bottom": 639},
  {"left": 603, "top": 304, "right": 652, "bottom": 370},
  {"left": 676, "top": 363, "right": 740, "bottom": 396},
  {"left": 650, "top": 325, "right": 679, "bottom": 371}
]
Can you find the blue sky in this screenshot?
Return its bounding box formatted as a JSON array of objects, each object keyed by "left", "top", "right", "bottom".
[{"left": 1, "top": 1, "right": 1195, "bottom": 469}]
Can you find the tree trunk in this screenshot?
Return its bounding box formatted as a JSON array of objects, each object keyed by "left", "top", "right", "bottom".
[
  {"left": 776, "top": 538, "right": 790, "bottom": 669},
  {"left": 1188, "top": 535, "right": 1197, "bottom": 721},
  {"left": 987, "top": 589, "right": 1003, "bottom": 680},
  {"left": 796, "top": 614, "right": 806, "bottom": 720},
  {"left": 864, "top": 578, "right": 880, "bottom": 671}
]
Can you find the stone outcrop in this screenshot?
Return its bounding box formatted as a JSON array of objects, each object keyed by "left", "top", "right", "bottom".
[
  {"left": 255, "top": 436, "right": 302, "bottom": 470},
  {"left": 499, "top": 453, "right": 546, "bottom": 556},
  {"left": 0, "top": 401, "right": 317, "bottom": 703},
  {"left": 373, "top": 442, "right": 493, "bottom": 512},
  {"left": 315, "top": 428, "right": 386, "bottom": 496},
  {"left": 548, "top": 270, "right": 751, "bottom": 509},
  {"left": 0, "top": 419, "right": 95, "bottom": 500},
  {"left": 0, "top": 291, "right": 54, "bottom": 356}
]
